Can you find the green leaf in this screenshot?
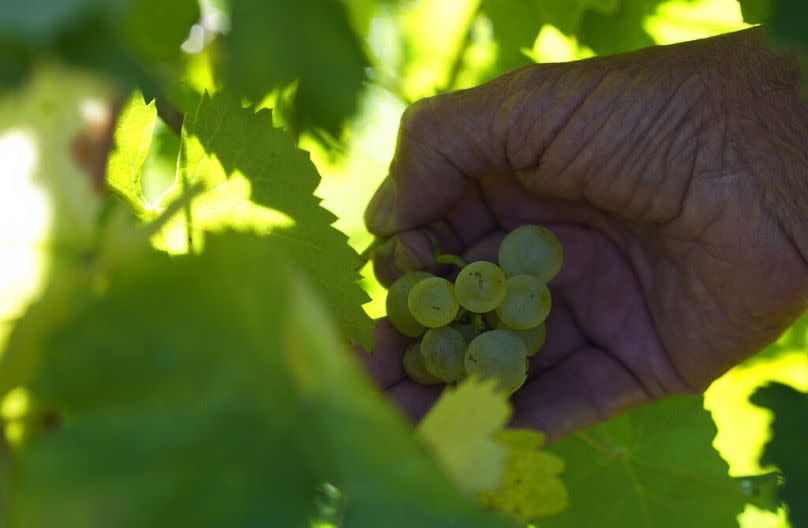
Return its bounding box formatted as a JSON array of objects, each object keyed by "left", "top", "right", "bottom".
[
  {"left": 9, "top": 236, "right": 320, "bottom": 527},
  {"left": 7, "top": 232, "right": 514, "bottom": 527},
  {"left": 579, "top": 0, "right": 668, "bottom": 56},
  {"left": 543, "top": 396, "right": 747, "bottom": 527},
  {"left": 750, "top": 382, "right": 808, "bottom": 527},
  {"left": 176, "top": 92, "right": 372, "bottom": 346},
  {"left": 417, "top": 377, "right": 511, "bottom": 495},
  {"left": 116, "top": 0, "right": 199, "bottom": 62},
  {"left": 0, "top": 0, "right": 198, "bottom": 90},
  {"left": 106, "top": 91, "right": 157, "bottom": 213},
  {"left": 223, "top": 0, "right": 369, "bottom": 135},
  {"left": 479, "top": 429, "right": 568, "bottom": 522},
  {"left": 483, "top": 0, "right": 617, "bottom": 71},
  {"left": 737, "top": 0, "right": 772, "bottom": 24}
]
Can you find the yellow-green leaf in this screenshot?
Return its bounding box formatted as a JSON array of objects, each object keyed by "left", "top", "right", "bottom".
[
  {"left": 106, "top": 91, "right": 157, "bottom": 213},
  {"left": 479, "top": 429, "right": 568, "bottom": 521},
  {"left": 416, "top": 377, "right": 511, "bottom": 495}
]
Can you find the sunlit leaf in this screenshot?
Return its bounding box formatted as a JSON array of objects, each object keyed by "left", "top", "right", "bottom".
[
  {"left": 417, "top": 377, "right": 511, "bottom": 495},
  {"left": 106, "top": 91, "right": 157, "bottom": 213},
  {"left": 479, "top": 429, "right": 568, "bottom": 521},
  {"left": 483, "top": 0, "right": 616, "bottom": 72},
  {"left": 171, "top": 92, "right": 372, "bottom": 346}
]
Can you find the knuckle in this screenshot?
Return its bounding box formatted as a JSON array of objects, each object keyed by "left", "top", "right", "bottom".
[{"left": 398, "top": 96, "right": 442, "bottom": 142}]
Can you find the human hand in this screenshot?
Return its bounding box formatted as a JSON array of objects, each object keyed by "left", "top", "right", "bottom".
[{"left": 361, "top": 27, "right": 808, "bottom": 440}]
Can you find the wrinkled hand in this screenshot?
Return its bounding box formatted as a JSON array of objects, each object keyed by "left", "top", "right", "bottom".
[{"left": 361, "top": 28, "right": 808, "bottom": 440}]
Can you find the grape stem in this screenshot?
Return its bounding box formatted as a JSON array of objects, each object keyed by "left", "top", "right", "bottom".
[
  {"left": 435, "top": 253, "right": 468, "bottom": 268},
  {"left": 472, "top": 313, "right": 487, "bottom": 331},
  {"left": 422, "top": 228, "right": 469, "bottom": 268}
]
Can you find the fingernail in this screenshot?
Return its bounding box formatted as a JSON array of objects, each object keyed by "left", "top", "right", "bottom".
[{"left": 365, "top": 177, "right": 396, "bottom": 234}]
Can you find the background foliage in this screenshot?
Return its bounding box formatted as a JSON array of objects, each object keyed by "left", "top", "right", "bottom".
[{"left": 0, "top": 0, "right": 806, "bottom": 526}]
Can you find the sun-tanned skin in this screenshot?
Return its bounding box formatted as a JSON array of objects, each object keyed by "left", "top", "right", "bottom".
[{"left": 360, "top": 27, "right": 808, "bottom": 440}]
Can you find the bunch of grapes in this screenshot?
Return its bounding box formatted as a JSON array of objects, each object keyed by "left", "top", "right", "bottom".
[{"left": 386, "top": 225, "right": 563, "bottom": 394}]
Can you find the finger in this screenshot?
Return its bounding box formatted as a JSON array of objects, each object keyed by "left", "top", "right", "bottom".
[
  {"left": 357, "top": 319, "right": 410, "bottom": 389},
  {"left": 480, "top": 171, "right": 608, "bottom": 230},
  {"left": 371, "top": 221, "right": 462, "bottom": 287},
  {"left": 511, "top": 346, "right": 651, "bottom": 442},
  {"left": 372, "top": 185, "right": 497, "bottom": 285}
]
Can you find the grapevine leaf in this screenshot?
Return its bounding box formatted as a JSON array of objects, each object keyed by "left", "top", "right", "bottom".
[
  {"left": 543, "top": 396, "right": 747, "bottom": 527},
  {"left": 8, "top": 232, "right": 513, "bottom": 528},
  {"left": 750, "top": 382, "right": 808, "bottom": 527},
  {"left": 174, "top": 92, "right": 372, "bottom": 347},
  {"left": 0, "top": 0, "right": 198, "bottom": 89},
  {"left": 223, "top": 0, "right": 369, "bottom": 135},
  {"left": 579, "top": 0, "right": 668, "bottom": 56},
  {"left": 106, "top": 91, "right": 157, "bottom": 213},
  {"left": 483, "top": 0, "right": 617, "bottom": 72},
  {"left": 479, "top": 429, "right": 568, "bottom": 522},
  {"left": 10, "top": 236, "right": 319, "bottom": 527},
  {"left": 416, "top": 377, "right": 511, "bottom": 495},
  {"left": 735, "top": 0, "right": 808, "bottom": 89},
  {"left": 737, "top": 0, "right": 772, "bottom": 24}
]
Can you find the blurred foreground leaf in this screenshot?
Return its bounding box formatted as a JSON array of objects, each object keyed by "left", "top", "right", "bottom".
[
  {"left": 4, "top": 233, "right": 514, "bottom": 527},
  {"left": 0, "top": 0, "right": 198, "bottom": 89},
  {"left": 417, "top": 377, "right": 510, "bottom": 495}
]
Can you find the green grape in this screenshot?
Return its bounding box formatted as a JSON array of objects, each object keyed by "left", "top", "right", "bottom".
[
  {"left": 402, "top": 342, "right": 441, "bottom": 384},
  {"left": 386, "top": 271, "right": 433, "bottom": 337},
  {"left": 496, "top": 274, "right": 551, "bottom": 330},
  {"left": 420, "top": 327, "right": 467, "bottom": 382},
  {"left": 465, "top": 330, "right": 528, "bottom": 393},
  {"left": 408, "top": 276, "right": 459, "bottom": 328},
  {"left": 502, "top": 323, "right": 546, "bottom": 357},
  {"left": 454, "top": 261, "right": 507, "bottom": 313},
  {"left": 489, "top": 313, "right": 547, "bottom": 357},
  {"left": 498, "top": 225, "right": 563, "bottom": 282}
]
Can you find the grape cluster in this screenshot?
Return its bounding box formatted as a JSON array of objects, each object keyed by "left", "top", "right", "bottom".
[{"left": 386, "top": 225, "right": 563, "bottom": 394}]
